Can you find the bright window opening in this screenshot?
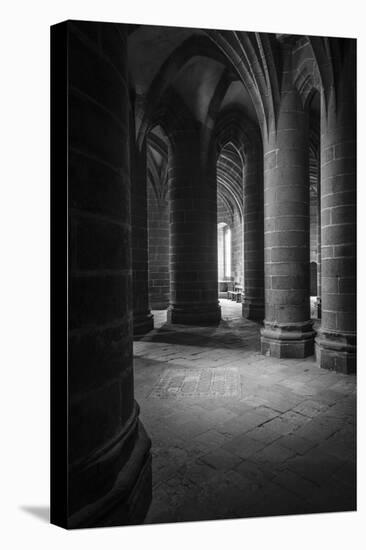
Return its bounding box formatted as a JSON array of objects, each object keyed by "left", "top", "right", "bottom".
[{"left": 218, "top": 223, "right": 231, "bottom": 280}]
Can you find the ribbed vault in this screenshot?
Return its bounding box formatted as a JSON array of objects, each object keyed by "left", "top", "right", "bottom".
[
  {"left": 147, "top": 126, "right": 169, "bottom": 201},
  {"left": 128, "top": 25, "right": 350, "bottom": 152},
  {"left": 217, "top": 142, "right": 243, "bottom": 219}
]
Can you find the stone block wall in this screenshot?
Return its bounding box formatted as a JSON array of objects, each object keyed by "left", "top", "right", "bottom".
[
  {"left": 232, "top": 208, "right": 244, "bottom": 287},
  {"left": 148, "top": 183, "right": 170, "bottom": 309},
  {"left": 217, "top": 193, "right": 243, "bottom": 285},
  {"left": 130, "top": 138, "right": 154, "bottom": 336},
  {"left": 310, "top": 191, "right": 319, "bottom": 297},
  {"left": 167, "top": 124, "right": 220, "bottom": 325},
  {"left": 310, "top": 192, "right": 319, "bottom": 265},
  {"left": 217, "top": 194, "right": 232, "bottom": 227}
]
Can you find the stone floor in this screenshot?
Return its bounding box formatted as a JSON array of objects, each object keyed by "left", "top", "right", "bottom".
[{"left": 134, "top": 300, "right": 356, "bottom": 525}]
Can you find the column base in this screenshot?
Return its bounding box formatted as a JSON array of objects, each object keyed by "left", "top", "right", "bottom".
[
  {"left": 167, "top": 303, "right": 221, "bottom": 326},
  {"left": 67, "top": 412, "right": 152, "bottom": 529},
  {"left": 133, "top": 312, "right": 154, "bottom": 339},
  {"left": 242, "top": 299, "right": 264, "bottom": 322},
  {"left": 261, "top": 321, "right": 315, "bottom": 358},
  {"left": 315, "top": 330, "right": 356, "bottom": 374}
]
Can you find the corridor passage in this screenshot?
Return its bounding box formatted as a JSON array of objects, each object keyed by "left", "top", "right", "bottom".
[{"left": 134, "top": 300, "right": 356, "bottom": 524}]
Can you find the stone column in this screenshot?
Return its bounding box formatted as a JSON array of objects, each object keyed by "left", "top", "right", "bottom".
[
  {"left": 167, "top": 126, "right": 221, "bottom": 325},
  {"left": 242, "top": 143, "right": 265, "bottom": 321},
  {"left": 315, "top": 56, "right": 356, "bottom": 373},
  {"left": 261, "top": 57, "right": 314, "bottom": 357},
  {"left": 148, "top": 184, "right": 170, "bottom": 309},
  {"left": 130, "top": 134, "right": 154, "bottom": 337},
  {"left": 66, "top": 21, "right": 151, "bottom": 527},
  {"left": 310, "top": 187, "right": 319, "bottom": 298},
  {"left": 317, "top": 163, "right": 322, "bottom": 318}
]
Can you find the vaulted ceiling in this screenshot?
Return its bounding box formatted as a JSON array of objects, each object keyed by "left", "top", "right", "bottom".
[{"left": 130, "top": 25, "right": 343, "bottom": 211}]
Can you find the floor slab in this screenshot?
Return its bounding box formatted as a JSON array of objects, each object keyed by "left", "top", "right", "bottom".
[{"left": 133, "top": 300, "right": 356, "bottom": 524}]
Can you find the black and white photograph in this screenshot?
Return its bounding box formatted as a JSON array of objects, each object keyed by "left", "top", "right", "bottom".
[
  {"left": 51, "top": 17, "right": 356, "bottom": 528},
  {"left": 1, "top": 1, "right": 364, "bottom": 549}
]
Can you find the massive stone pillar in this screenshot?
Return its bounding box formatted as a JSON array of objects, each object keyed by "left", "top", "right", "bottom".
[
  {"left": 315, "top": 53, "right": 356, "bottom": 373},
  {"left": 167, "top": 125, "right": 221, "bottom": 325},
  {"left": 261, "top": 61, "right": 314, "bottom": 357},
  {"left": 316, "top": 170, "right": 322, "bottom": 318},
  {"left": 66, "top": 21, "right": 151, "bottom": 527},
  {"left": 130, "top": 135, "right": 154, "bottom": 337},
  {"left": 242, "top": 143, "right": 265, "bottom": 321},
  {"left": 309, "top": 190, "right": 319, "bottom": 297}
]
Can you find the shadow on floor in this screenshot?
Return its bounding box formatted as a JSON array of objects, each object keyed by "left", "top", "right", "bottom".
[
  {"left": 140, "top": 319, "right": 261, "bottom": 350},
  {"left": 135, "top": 303, "right": 356, "bottom": 525},
  {"left": 20, "top": 505, "right": 49, "bottom": 523}
]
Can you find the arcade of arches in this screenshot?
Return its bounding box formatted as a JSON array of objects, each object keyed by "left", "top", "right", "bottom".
[{"left": 63, "top": 21, "right": 356, "bottom": 527}]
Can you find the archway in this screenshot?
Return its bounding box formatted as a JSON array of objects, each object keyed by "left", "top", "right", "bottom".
[
  {"left": 216, "top": 142, "right": 244, "bottom": 306},
  {"left": 146, "top": 125, "right": 170, "bottom": 310},
  {"left": 307, "top": 89, "right": 321, "bottom": 320}
]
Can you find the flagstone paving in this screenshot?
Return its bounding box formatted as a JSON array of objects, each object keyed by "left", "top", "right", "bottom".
[{"left": 133, "top": 300, "right": 356, "bottom": 524}]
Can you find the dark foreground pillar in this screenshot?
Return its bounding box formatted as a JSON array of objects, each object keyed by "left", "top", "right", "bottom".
[
  {"left": 131, "top": 137, "right": 154, "bottom": 337},
  {"left": 261, "top": 61, "right": 314, "bottom": 358},
  {"left": 167, "top": 126, "right": 221, "bottom": 325},
  {"left": 64, "top": 21, "right": 151, "bottom": 528},
  {"left": 315, "top": 52, "right": 356, "bottom": 373}
]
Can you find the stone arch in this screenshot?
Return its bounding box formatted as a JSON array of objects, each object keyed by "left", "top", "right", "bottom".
[
  {"left": 213, "top": 108, "right": 264, "bottom": 321},
  {"left": 206, "top": 31, "right": 281, "bottom": 138},
  {"left": 134, "top": 31, "right": 277, "bottom": 150},
  {"left": 217, "top": 141, "right": 244, "bottom": 220},
  {"left": 136, "top": 35, "right": 234, "bottom": 150},
  {"left": 147, "top": 127, "right": 169, "bottom": 202},
  {"left": 146, "top": 124, "right": 171, "bottom": 310},
  {"left": 292, "top": 37, "right": 322, "bottom": 108},
  {"left": 216, "top": 142, "right": 244, "bottom": 290}
]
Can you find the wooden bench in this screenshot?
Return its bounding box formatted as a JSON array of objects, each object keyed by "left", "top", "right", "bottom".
[{"left": 227, "top": 283, "right": 243, "bottom": 303}]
